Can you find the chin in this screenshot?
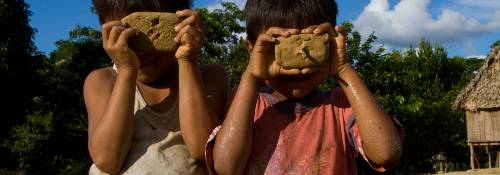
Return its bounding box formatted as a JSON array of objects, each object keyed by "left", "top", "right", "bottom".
[
  {"left": 267, "top": 72, "right": 327, "bottom": 99},
  {"left": 136, "top": 71, "right": 159, "bottom": 83},
  {"left": 137, "top": 59, "right": 174, "bottom": 83},
  {"left": 275, "top": 86, "right": 317, "bottom": 99}
]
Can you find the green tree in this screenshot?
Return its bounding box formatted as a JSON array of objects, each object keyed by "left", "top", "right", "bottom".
[
  {"left": 0, "top": 0, "right": 46, "bottom": 171},
  {"left": 1, "top": 1, "right": 483, "bottom": 173},
  {"left": 197, "top": 2, "right": 248, "bottom": 86},
  {"left": 491, "top": 40, "right": 500, "bottom": 49},
  {"left": 345, "top": 37, "right": 479, "bottom": 174},
  {"left": 4, "top": 26, "right": 108, "bottom": 174}
]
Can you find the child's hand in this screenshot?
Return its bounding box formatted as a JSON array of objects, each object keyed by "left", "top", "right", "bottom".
[
  {"left": 247, "top": 27, "right": 301, "bottom": 81},
  {"left": 301, "top": 23, "right": 350, "bottom": 76},
  {"left": 101, "top": 21, "right": 140, "bottom": 72},
  {"left": 175, "top": 9, "right": 206, "bottom": 62}
]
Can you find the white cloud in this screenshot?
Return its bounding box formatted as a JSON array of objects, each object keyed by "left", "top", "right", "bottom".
[
  {"left": 466, "top": 55, "right": 487, "bottom": 59},
  {"left": 353, "top": 0, "right": 500, "bottom": 49},
  {"left": 456, "top": 0, "right": 500, "bottom": 9}
]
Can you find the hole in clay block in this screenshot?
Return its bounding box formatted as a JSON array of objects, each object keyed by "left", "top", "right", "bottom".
[
  {"left": 147, "top": 30, "right": 154, "bottom": 37},
  {"left": 151, "top": 18, "right": 160, "bottom": 26},
  {"left": 153, "top": 33, "right": 160, "bottom": 40}
]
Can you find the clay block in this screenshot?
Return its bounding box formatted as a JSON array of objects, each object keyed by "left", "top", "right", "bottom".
[
  {"left": 121, "top": 12, "right": 180, "bottom": 53},
  {"left": 275, "top": 33, "right": 329, "bottom": 69}
]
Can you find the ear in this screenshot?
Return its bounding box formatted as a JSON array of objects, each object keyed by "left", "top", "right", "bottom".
[{"left": 244, "top": 40, "right": 254, "bottom": 54}]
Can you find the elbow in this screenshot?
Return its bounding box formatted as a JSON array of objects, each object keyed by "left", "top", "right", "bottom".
[
  {"left": 89, "top": 142, "right": 123, "bottom": 174},
  {"left": 213, "top": 149, "right": 243, "bottom": 175},
  {"left": 214, "top": 156, "right": 240, "bottom": 175},
  {"left": 185, "top": 141, "right": 206, "bottom": 160},
  {"left": 371, "top": 151, "right": 401, "bottom": 166},
  {"left": 215, "top": 165, "right": 237, "bottom": 175},
  {"left": 91, "top": 153, "right": 123, "bottom": 174},
  {"left": 187, "top": 148, "right": 205, "bottom": 160},
  {"left": 369, "top": 141, "right": 403, "bottom": 166}
]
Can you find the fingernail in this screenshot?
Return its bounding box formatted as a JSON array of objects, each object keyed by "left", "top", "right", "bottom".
[{"left": 175, "top": 26, "right": 179, "bottom": 31}]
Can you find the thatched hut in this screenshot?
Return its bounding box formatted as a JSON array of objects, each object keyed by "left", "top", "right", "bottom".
[{"left": 454, "top": 46, "right": 500, "bottom": 169}]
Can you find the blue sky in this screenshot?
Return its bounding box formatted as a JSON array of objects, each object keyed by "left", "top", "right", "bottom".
[{"left": 26, "top": 0, "right": 500, "bottom": 58}]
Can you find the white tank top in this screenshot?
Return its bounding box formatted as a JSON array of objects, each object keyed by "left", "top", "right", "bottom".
[{"left": 89, "top": 67, "right": 206, "bottom": 174}]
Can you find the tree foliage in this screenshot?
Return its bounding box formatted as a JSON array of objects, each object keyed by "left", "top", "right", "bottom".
[
  {"left": 339, "top": 26, "right": 482, "bottom": 174},
  {"left": 196, "top": 2, "right": 248, "bottom": 86},
  {"left": 491, "top": 40, "right": 500, "bottom": 49},
  {"left": 0, "top": 1, "right": 488, "bottom": 174},
  {"left": 1, "top": 23, "right": 108, "bottom": 173},
  {"left": 0, "top": 0, "right": 46, "bottom": 172}
]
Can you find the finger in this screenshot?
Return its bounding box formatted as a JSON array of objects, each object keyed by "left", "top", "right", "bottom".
[
  {"left": 279, "top": 67, "right": 302, "bottom": 76},
  {"left": 176, "top": 32, "right": 197, "bottom": 60},
  {"left": 177, "top": 26, "right": 202, "bottom": 47},
  {"left": 175, "top": 14, "right": 199, "bottom": 32},
  {"left": 334, "top": 26, "right": 347, "bottom": 50},
  {"left": 313, "top": 22, "right": 333, "bottom": 34},
  {"left": 180, "top": 31, "right": 196, "bottom": 46},
  {"left": 301, "top": 25, "right": 318, "bottom": 34},
  {"left": 176, "top": 25, "right": 200, "bottom": 43},
  {"left": 300, "top": 66, "right": 320, "bottom": 74},
  {"left": 102, "top": 21, "right": 123, "bottom": 43},
  {"left": 176, "top": 9, "right": 204, "bottom": 31},
  {"left": 115, "top": 28, "right": 137, "bottom": 47},
  {"left": 109, "top": 25, "right": 126, "bottom": 45},
  {"left": 255, "top": 33, "right": 277, "bottom": 46},
  {"left": 287, "top": 29, "right": 300, "bottom": 35},
  {"left": 265, "top": 27, "right": 295, "bottom": 37},
  {"left": 176, "top": 9, "right": 197, "bottom": 17}
]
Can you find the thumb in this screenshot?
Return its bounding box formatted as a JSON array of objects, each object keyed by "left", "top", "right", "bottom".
[{"left": 334, "top": 26, "right": 347, "bottom": 50}]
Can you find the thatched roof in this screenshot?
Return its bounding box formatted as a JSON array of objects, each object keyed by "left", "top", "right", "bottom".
[{"left": 454, "top": 46, "right": 500, "bottom": 111}]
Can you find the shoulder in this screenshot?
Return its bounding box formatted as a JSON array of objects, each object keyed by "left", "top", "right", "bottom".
[{"left": 83, "top": 67, "right": 116, "bottom": 96}]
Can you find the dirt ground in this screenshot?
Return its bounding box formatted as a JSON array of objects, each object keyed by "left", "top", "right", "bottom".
[{"left": 438, "top": 168, "right": 500, "bottom": 175}]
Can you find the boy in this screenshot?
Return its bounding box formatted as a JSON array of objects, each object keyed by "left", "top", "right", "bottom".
[
  {"left": 206, "top": 0, "right": 404, "bottom": 174},
  {"left": 85, "top": 0, "right": 227, "bottom": 174}
]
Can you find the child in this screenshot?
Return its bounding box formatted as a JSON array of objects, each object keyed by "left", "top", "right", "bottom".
[
  {"left": 84, "top": 0, "right": 227, "bottom": 174},
  {"left": 206, "top": 0, "right": 404, "bottom": 174}
]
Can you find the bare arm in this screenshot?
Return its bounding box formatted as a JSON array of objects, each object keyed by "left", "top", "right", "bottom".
[
  {"left": 85, "top": 69, "right": 136, "bottom": 174},
  {"left": 303, "top": 23, "right": 402, "bottom": 166},
  {"left": 337, "top": 66, "right": 402, "bottom": 165},
  {"left": 213, "top": 27, "right": 300, "bottom": 175},
  {"left": 331, "top": 26, "right": 401, "bottom": 165},
  {"left": 85, "top": 21, "right": 140, "bottom": 174},
  {"left": 175, "top": 9, "right": 226, "bottom": 159},
  {"left": 178, "top": 61, "right": 225, "bottom": 159},
  {"left": 213, "top": 73, "right": 260, "bottom": 175}
]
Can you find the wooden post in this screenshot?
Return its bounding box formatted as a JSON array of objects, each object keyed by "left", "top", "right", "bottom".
[
  {"left": 496, "top": 151, "right": 500, "bottom": 168},
  {"left": 470, "top": 144, "right": 475, "bottom": 169},
  {"left": 440, "top": 162, "right": 443, "bottom": 173},
  {"left": 486, "top": 145, "right": 491, "bottom": 168}
]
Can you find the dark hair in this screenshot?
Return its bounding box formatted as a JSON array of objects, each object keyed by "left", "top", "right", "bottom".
[
  {"left": 93, "top": 0, "right": 191, "bottom": 24},
  {"left": 244, "top": 0, "right": 338, "bottom": 44}
]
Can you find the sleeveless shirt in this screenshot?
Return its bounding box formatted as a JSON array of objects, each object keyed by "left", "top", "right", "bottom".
[{"left": 89, "top": 68, "right": 206, "bottom": 174}]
